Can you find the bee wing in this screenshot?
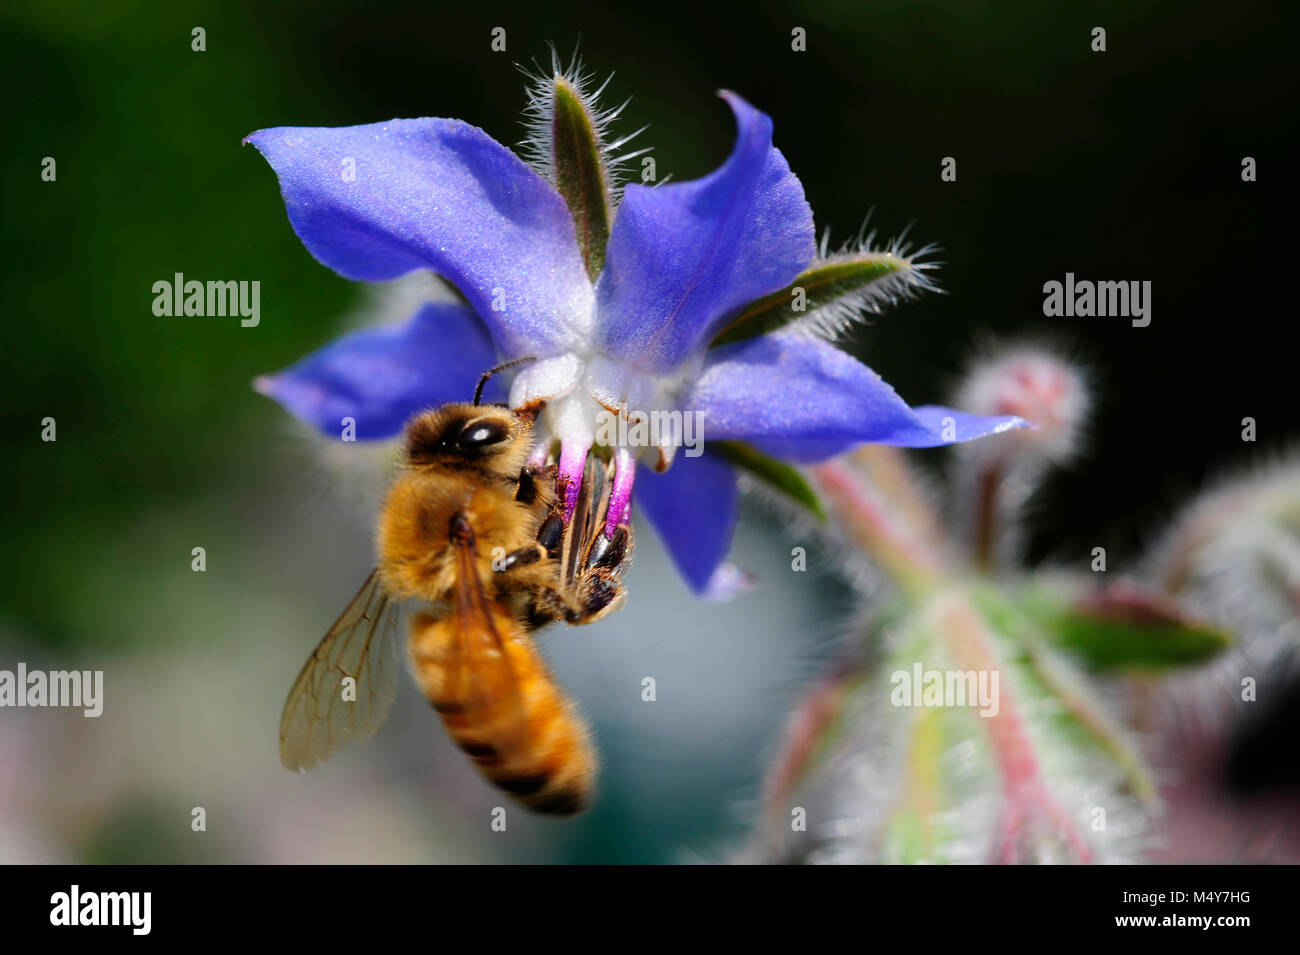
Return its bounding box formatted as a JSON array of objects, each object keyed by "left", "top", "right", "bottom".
[
  {"left": 444, "top": 528, "right": 533, "bottom": 760},
  {"left": 279, "top": 570, "right": 403, "bottom": 771}
]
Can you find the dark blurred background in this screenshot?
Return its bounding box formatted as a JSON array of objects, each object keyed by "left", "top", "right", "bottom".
[{"left": 1, "top": 0, "right": 1296, "bottom": 862}]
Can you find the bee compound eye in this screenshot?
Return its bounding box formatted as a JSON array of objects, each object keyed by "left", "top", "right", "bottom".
[{"left": 457, "top": 418, "right": 511, "bottom": 450}]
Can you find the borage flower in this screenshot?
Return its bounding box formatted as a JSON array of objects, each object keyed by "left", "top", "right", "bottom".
[{"left": 247, "top": 58, "right": 1026, "bottom": 597}]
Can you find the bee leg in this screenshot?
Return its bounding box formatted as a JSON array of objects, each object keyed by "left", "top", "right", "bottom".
[
  {"left": 576, "top": 570, "right": 625, "bottom": 622},
  {"left": 514, "top": 467, "right": 538, "bottom": 505},
  {"left": 522, "top": 601, "right": 558, "bottom": 632},
  {"left": 529, "top": 587, "right": 584, "bottom": 626},
  {"left": 496, "top": 542, "right": 547, "bottom": 573},
  {"left": 531, "top": 572, "right": 626, "bottom": 627},
  {"left": 535, "top": 513, "right": 564, "bottom": 558},
  {"left": 585, "top": 524, "right": 630, "bottom": 572}
]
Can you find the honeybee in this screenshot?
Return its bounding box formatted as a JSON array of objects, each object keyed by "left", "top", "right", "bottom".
[{"left": 279, "top": 366, "right": 633, "bottom": 815}]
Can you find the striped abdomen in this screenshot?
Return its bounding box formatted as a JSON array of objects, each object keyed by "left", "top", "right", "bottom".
[{"left": 407, "top": 605, "right": 596, "bottom": 815}]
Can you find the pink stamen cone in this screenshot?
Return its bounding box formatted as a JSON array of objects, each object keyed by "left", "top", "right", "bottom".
[
  {"left": 605, "top": 446, "right": 637, "bottom": 538},
  {"left": 557, "top": 441, "right": 588, "bottom": 523}
]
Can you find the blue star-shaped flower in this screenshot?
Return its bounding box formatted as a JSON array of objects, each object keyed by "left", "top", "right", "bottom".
[{"left": 246, "top": 74, "right": 1024, "bottom": 598}]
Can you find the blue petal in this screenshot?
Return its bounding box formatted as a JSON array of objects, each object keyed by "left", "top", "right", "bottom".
[
  {"left": 254, "top": 302, "right": 500, "bottom": 440},
  {"left": 635, "top": 452, "right": 739, "bottom": 595},
  {"left": 908, "top": 405, "right": 1033, "bottom": 446},
  {"left": 245, "top": 119, "right": 593, "bottom": 358},
  {"left": 595, "top": 92, "right": 815, "bottom": 373},
  {"left": 686, "top": 332, "right": 1029, "bottom": 461}
]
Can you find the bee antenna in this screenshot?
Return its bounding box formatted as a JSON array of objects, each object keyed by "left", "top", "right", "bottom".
[{"left": 474, "top": 356, "right": 537, "bottom": 406}]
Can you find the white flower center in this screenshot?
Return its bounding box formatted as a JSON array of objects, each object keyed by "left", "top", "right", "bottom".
[{"left": 508, "top": 346, "right": 703, "bottom": 527}]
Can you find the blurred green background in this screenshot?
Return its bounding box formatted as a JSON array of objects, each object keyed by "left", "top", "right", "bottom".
[{"left": 1, "top": 0, "right": 1295, "bottom": 862}]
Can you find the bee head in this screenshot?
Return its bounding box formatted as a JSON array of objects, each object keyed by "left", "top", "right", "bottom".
[{"left": 404, "top": 403, "right": 532, "bottom": 476}]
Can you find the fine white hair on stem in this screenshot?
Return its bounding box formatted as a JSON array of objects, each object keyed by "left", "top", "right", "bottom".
[
  {"left": 516, "top": 43, "right": 651, "bottom": 203},
  {"left": 788, "top": 219, "right": 943, "bottom": 343},
  {"left": 1144, "top": 449, "right": 1300, "bottom": 686}
]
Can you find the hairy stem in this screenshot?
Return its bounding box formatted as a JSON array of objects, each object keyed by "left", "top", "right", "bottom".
[{"left": 811, "top": 459, "right": 944, "bottom": 599}]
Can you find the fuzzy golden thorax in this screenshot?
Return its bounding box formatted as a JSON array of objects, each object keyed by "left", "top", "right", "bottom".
[{"left": 375, "top": 404, "right": 548, "bottom": 601}]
